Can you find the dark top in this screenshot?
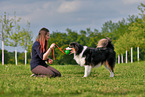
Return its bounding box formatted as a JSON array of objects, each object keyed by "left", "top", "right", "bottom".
[{"left": 30, "top": 41, "right": 48, "bottom": 70}]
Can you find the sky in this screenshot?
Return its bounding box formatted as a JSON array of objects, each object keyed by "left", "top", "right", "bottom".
[{"left": 0, "top": 0, "right": 145, "bottom": 52}]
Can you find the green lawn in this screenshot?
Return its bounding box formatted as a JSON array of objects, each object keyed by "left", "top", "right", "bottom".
[{"left": 0, "top": 61, "right": 144, "bottom": 97}]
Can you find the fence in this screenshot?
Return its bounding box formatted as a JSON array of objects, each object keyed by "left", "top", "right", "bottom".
[{"left": 117, "top": 47, "right": 140, "bottom": 64}]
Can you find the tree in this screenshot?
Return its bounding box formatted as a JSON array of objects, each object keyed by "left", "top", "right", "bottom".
[
  {"left": 138, "top": 3, "right": 145, "bottom": 18},
  {"left": 114, "top": 3, "right": 145, "bottom": 63},
  {"left": 101, "top": 20, "right": 118, "bottom": 34},
  {"left": 19, "top": 22, "right": 33, "bottom": 65},
  {"left": 5, "top": 12, "right": 21, "bottom": 65},
  {"left": 86, "top": 28, "right": 105, "bottom": 47},
  {"left": 0, "top": 12, "right": 14, "bottom": 65},
  {"left": 100, "top": 19, "right": 129, "bottom": 43}
]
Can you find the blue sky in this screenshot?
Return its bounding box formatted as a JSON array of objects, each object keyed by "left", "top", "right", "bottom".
[{"left": 0, "top": 0, "right": 145, "bottom": 52}]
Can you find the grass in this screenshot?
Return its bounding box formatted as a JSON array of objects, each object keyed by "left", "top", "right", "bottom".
[{"left": 0, "top": 61, "right": 144, "bottom": 97}]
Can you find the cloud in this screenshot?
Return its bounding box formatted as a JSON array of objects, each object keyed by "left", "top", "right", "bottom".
[
  {"left": 57, "top": 1, "right": 81, "bottom": 13},
  {"left": 122, "top": 0, "right": 145, "bottom": 4},
  {"left": 0, "top": 0, "right": 143, "bottom": 33}
]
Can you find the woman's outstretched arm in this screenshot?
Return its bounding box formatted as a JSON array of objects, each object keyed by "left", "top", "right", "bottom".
[{"left": 43, "top": 43, "right": 55, "bottom": 60}]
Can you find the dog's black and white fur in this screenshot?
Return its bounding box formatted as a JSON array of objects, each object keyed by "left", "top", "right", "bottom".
[{"left": 69, "top": 40, "right": 116, "bottom": 77}]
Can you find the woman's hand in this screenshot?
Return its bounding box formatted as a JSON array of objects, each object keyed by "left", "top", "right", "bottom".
[
  {"left": 43, "top": 43, "right": 55, "bottom": 60},
  {"left": 50, "top": 43, "right": 55, "bottom": 49},
  {"left": 49, "top": 59, "right": 53, "bottom": 64}
]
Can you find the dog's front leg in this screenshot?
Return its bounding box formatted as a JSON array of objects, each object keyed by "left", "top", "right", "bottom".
[{"left": 83, "top": 65, "right": 92, "bottom": 77}]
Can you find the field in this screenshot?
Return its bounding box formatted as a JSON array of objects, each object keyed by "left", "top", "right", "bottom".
[{"left": 0, "top": 61, "right": 144, "bottom": 97}]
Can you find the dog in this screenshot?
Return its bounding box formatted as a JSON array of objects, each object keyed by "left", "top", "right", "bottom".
[{"left": 69, "top": 38, "right": 116, "bottom": 77}]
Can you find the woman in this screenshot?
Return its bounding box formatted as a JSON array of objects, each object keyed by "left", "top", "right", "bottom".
[{"left": 30, "top": 28, "right": 61, "bottom": 78}]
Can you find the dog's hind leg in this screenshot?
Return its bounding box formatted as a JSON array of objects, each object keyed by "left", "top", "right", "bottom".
[
  {"left": 83, "top": 65, "right": 92, "bottom": 77},
  {"left": 104, "top": 61, "right": 114, "bottom": 77},
  {"left": 88, "top": 65, "right": 92, "bottom": 76}
]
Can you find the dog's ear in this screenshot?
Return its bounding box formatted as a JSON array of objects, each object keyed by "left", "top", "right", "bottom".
[
  {"left": 74, "top": 42, "right": 79, "bottom": 52},
  {"left": 75, "top": 42, "right": 79, "bottom": 47},
  {"left": 69, "top": 42, "right": 80, "bottom": 52}
]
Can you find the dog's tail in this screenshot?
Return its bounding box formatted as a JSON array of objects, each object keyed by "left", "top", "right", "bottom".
[{"left": 106, "top": 37, "right": 114, "bottom": 50}]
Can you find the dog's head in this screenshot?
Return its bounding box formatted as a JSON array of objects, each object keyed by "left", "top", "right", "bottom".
[{"left": 69, "top": 42, "right": 83, "bottom": 55}]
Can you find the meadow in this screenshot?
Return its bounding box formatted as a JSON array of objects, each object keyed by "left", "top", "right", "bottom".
[{"left": 0, "top": 61, "right": 144, "bottom": 97}]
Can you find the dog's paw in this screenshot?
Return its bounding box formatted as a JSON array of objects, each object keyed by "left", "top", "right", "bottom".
[
  {"left": 110, "top": 73, "right": 114, "bottom": 77},
  {"left": 83, "top": 75, "right": 87, "bottom": 78}
]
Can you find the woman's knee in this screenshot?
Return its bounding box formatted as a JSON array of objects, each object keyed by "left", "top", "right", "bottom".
[{"left": 57, "top": 72, "right": 61, "bottom": 77}]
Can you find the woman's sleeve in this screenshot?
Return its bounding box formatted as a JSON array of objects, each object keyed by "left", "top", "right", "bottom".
[{"left": 33, "top": 44, "right": 44, "bottom": 60}]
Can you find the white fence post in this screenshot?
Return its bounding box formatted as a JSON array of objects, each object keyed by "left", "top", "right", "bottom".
[
  {"left": 118, "top": 54, "right": 120, "bottom": 64},
  {"left": 131, "top": 47, "right": 133, "bottom": 63},
  {"left": 126, "top": 50, "right": 127, "bottom": 63},
  {"left": 25, "top": 50, "right": 27, "bottom": 66},
  {"left": 2, "top": 41, "right": 4, "bottom": 65},
  {"left": 121, "top": 53, "right": 123, "bottom": 63},
  {"left": 137, "top": 47, "right": 139, "bottom": 62},
  {"left": 15, "top": 47, "right": 17, "bottom": 66}
]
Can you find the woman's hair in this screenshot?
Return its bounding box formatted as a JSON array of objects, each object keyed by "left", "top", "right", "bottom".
[{"left": 36, "top": 28, "right": 49, "bottom": 53}]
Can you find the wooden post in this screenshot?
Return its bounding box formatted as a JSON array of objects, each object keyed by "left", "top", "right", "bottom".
[
  {"left": 15, "top": 47, "right": 17, "bottom": 65},
  {"left": 137, "top": 47, "right": 139, "bottom": 61},
  {"left": 25, "top": 50, "right": 27, "bottom": 66},
  {"left": 2, "top": 40, "right": 4, "bottom": 65},
  {"left": 118, "top": 54, "right": 120, "bottom": 64},
  {"left": 126, "top": 50, "right": 127, "bottom": 63},
  {"left": 131, "top": 47, "right": 133, "bottom": 63},
  {"left": 121, "top": 53, "right": 123, "bottom": 63}
]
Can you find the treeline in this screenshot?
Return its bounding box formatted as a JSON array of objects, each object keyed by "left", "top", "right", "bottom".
[
  {"left": 0, "top": 3, "right": 145, "bottom": 65},
  {"left": 0, "top": 49, "right": 31, "bottom": 64}
]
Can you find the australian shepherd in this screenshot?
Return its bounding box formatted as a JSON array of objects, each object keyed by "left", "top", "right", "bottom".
[{"left": 68, "top": 39, "right": 116, "bottom": 77}]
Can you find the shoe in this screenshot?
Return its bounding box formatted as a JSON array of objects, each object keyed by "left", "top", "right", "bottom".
[{"left": 30, "top": 74, "right": 37, "bottom": 77}]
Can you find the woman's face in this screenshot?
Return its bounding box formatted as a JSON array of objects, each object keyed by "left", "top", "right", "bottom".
[{"left": 45, "top": 32, "right": 50, "bottom": 40}]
